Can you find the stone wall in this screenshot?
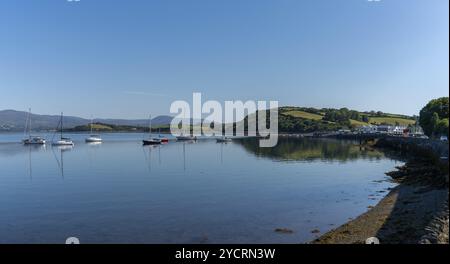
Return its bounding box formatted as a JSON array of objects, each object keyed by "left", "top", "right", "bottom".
[{"left": 375, "top": 137, "right": 449, "bottom": 160}]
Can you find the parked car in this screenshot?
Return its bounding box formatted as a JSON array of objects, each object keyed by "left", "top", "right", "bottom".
[{"left": 440, "top": 136, "right": 448, "bottom": 141}]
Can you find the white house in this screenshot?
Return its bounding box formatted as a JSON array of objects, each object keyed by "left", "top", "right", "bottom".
[
  {"left": 358, "top": 125, "right": 378, "bottom": 134},
  {"left": 392, "top": 126, "right": 407, "bottom": 135}
]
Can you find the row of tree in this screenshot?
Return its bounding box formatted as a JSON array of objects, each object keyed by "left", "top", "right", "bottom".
[
  {"left": 322, "top": 108, "right": 368, "bottom": 125},
  {"left": 419, "top": 97, "right": 449, "bottom": 138}
]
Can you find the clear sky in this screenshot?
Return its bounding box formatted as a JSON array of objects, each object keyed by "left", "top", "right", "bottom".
[{"left": 0, "top": 0, "right": 448, "bottom": 119}]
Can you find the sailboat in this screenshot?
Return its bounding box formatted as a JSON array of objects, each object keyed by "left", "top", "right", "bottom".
[
  {"left": 52, "top": 112, "right": 74, "bottom": 146},
  {"left": 143, "top": 115, "right": 162, "bottom": 145},
  {"left": 176, "top": 106, "right": 197, "bottom": 141},
  {"left": 216, "top": 136, "right": 232, "bottom": 143},
  {"left": 85, "top": 117, "right": 102, "bottom": 143},
  {"left": 176, "top": 133, "right": 197, "bottom": 141},
  {"left": 22, "top": 108, "right": 46, "bottom": 145}
]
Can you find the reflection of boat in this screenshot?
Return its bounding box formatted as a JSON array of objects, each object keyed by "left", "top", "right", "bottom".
[
  {"left": 56, "top": 145, "right": 74, "bottom": 151},
  {"left": 22, "top": 108, "right": 46, "bottom": 145},
  {"left": 26, "top": 144, "right": 46, "bottom": 180},
  {"left": 216, "top": 136, "right": 232, "bottom": 143},
  {"left": 52, "top": 113, "right": 74, "bottom": 146},
  {"left": 143, "top": 115, "right": 161, "bottom": 145},
  {"left": 85, "top": 117, "right": 102, "bottom": 143},
  {"left": 52, "top": 144, "right": 72, "bottom": 178},
  {"left": 86, "top": 141, "right": 102, "bottom": 147}
]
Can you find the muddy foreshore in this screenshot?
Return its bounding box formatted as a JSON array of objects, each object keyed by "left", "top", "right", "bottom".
[{"left": 312, "top": 137, "right": 449, "bottom": 244}]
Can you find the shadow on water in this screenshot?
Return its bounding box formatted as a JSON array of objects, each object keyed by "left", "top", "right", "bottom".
[{"left": 234, "top": 137, "right": 387, "bottom": 162}]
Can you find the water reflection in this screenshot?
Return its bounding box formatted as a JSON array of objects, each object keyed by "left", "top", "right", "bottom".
[
  {"left": 235, "top": 137, "right": 385, "bottom": 162},
  {"left": 51, "top": 145, "right": 73, "bottom": 178},
  {"left": 0, "top": 133, "right": 401, "bottom": 243},
  {"left": 25, "top": 145, "right": 46, "bottom": 180},
  {"left": 143, "top": 145, "right": 159, "bottom": 173}
]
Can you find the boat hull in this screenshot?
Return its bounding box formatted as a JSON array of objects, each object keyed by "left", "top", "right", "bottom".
[
  {"left": 52, "top": 140, "right": 74, "bottom": 146},
  {"left": 85, "top": 137, "right": 102, "bottom": 143},
  {"left": 176, "top": 136, "right": 197, "bottom": 141},
  {"left": 23, "top": 138, "right": 46, "bottom": 145},
  {"left": 143, "top": 139, "right": 162, "bottom": 145},
  {"left": 216, "top": 138, "right": 232, "bottom": 143}
]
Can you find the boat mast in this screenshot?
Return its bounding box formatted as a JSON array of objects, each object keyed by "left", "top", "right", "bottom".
[
  {"left": 24, "top": 108, "right": 31, "bottom": 139},
  {"left": 28, "top": 108, "right": 32, "bottom": 138},
  {"left": 90, "top": 116, "right": 93, "bottom": 135},
  {"left": 149, "top": 115, "right": 152, "bottom": 138},
  {"left": 60, "top": 112, "right": 63, "bottom": 140}
]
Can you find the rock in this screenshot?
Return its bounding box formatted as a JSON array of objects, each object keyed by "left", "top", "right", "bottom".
[
  {"left": 275, "top": 228, "right": 294, "bottom": 234},
  {"left": 311, "top": 229, "right": 321, "bottom": 234}
]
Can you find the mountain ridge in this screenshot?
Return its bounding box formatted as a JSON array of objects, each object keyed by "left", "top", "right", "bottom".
[{"left": 0, "top": 110, "right": 173, "bottom": 131}]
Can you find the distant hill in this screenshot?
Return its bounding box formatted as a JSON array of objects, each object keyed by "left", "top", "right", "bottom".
[
  {"left": 1, "top": 107, "right": 416, "bottom": 133},
  {"left": 0, "top": 110, "right": 173, "bottom": 132},
  {"left": 231, "top": 106, "right": 416, "bottom": 134},
  {"left": 280, "top": 107, "right": 416, "bottom": 127}
]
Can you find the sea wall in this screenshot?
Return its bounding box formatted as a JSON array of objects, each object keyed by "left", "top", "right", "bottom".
[{"left": 374, "top": 137, "right": 449, "bottom": 160}]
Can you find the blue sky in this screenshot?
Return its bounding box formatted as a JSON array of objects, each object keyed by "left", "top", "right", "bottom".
[{"left": 0, "top": 0, "right": 448, "bottom": 119}]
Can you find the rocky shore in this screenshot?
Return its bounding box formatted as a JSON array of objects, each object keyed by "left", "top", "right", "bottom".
[{"left": 313, "top": 137, "right": 449, "bottom": 244}]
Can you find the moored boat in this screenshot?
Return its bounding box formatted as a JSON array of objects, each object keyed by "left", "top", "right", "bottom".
[
  {"left": 143, "top": 138, "right": 162, "bottom": 145},
  {"left": 53, "top": 138, "right": 75, "bottom": 146},
  {"left": 143, "top": 114, "right": 161, "bottom": 145},
  {"left": 85, "top": 117, "right": 102, "bottom": 143},
  {"left": 23, "top": 136, "right": 46, "bottom": 145},
  {"left": 85, "top": 135, "right": 102, "bottom": 143},
  {"left": 52, "top": 113, "right": 74, "bottom": 146},
  {"left": 216, "top": 136, "right": 232, "bottom": 143},
  {"left": 176, "top": 134, "right": 197, "bottom": 141},
  {"left": 22, "top": 108, "right": 46, "bottom": 145}
]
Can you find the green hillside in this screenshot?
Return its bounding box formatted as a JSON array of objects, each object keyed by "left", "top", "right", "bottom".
[
  {"left": 368, "top": 116, "right": 416, "bottom": 126},
  {"left": 282, "top": 110, "right": 324, "bottom": 120},
  {"left": 252, "top": 106, "right": 417, "bottom": 133},
  {"left": 281, "top": 107, "right": 415, "bottom": 127}
]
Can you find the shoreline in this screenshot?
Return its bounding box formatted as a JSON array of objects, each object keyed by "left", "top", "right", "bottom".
[
  {"left": 312, "top": 138, "right": 449, "bottom": 244},
  {"left": 312, "top": 183, "right": 448, "bottom": 244}
]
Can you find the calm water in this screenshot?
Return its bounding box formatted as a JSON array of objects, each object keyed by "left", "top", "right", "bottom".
[{"left": 0, "top": 133, "right": 400, "bottom": 243}]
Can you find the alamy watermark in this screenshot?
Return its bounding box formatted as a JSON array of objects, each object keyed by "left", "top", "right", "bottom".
[{"left": 169, "top": 93, "right": 278, "bottom": 147}]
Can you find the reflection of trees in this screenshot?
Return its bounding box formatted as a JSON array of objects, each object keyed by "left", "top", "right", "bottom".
[{"left": 235, "top": 137, "right": 385, "bottom": 162}]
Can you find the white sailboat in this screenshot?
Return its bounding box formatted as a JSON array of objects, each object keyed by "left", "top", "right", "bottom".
[
  {"left": 22, "top": 108, "right": 46, "bottom": 145},
  {"left": 85, "top": 117, "right": 102, "bottom": 143},
  {"left": 52, "top": 112, "right": 74, "bottom": 146}
]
